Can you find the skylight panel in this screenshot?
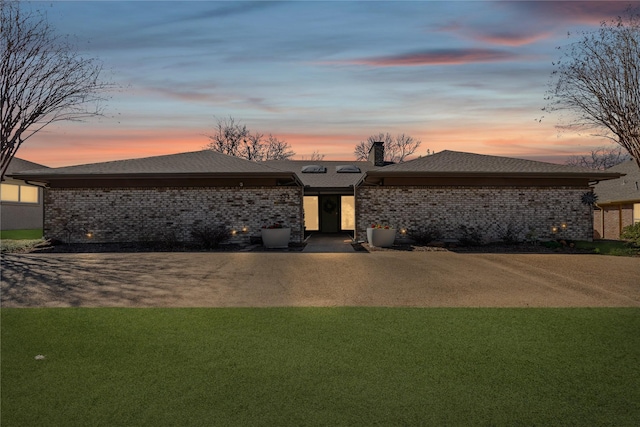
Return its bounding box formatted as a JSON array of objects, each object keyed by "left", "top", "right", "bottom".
[
  {"left": 301, "top": 165, "right": 326, "bottom": 173},
  {"left": 336, "top": 165, "right": 361, "bottom": 173}
]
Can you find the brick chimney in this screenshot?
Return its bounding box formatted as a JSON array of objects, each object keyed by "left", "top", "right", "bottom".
[{"left": 368, "top": 141, "right": 385, "bottom": 166}]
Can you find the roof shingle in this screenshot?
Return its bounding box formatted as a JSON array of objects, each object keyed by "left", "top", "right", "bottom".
[
  {"left": 265, "top": 160, "right": 374, "bottom": 188},
  {"left": 368, "top": 150, "right": 623, "bottom": 178},
  {"left": 11, "top": 150, "right": 290, "bottom": 177},
  {"left": 593, "top": 159, "right": 640, "bottom": 204}
]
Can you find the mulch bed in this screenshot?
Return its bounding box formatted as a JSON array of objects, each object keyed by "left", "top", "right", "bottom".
[
  {"left": 13, "top": 239, "right": 593, "bottom": 255},
  {"left": 25, "top": 240, "right": 306, "bottom": 253},
  {"left": 353, "top": 241, "right": 594, "bottom": 254}
]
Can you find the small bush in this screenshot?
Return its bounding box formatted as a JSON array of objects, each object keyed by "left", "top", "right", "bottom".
[
  {"left": 525, "top": 227, "right": 538, "bottom": 245},
  {"left": 495, "top": 223, "right": 523, "bottom": 245},
  {"left": 458, "top": 225, "right": 484, "bottom": 246},
  {"left": 542, "top": 240, "right": 562, "bottom": 250},
  {"left": 620, "top": 222, "right": 640, "bottom": 246},
  {"left": 409, "top": 225, "right": 443, "bottom": 245},
  {"left": 191, "top": 225, "right": 231, "bottom": 249}
]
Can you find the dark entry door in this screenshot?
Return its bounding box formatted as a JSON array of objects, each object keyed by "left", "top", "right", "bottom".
[{"left": 320, "top": 195, "right": 339, "bottom": 233}]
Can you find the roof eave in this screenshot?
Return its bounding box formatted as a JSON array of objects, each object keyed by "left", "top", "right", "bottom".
[
  {"left": 365, "top": 171, "right": 623, "bottom": 180},
  {"left": 9, "top": 171, "right": 298, "bottom": 181}
]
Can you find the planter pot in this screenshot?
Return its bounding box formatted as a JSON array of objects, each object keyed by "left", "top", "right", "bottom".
[
  {"left": 261, "top": 228, "right": 291, "bottom": 248},
  {"left": 367, "top": 227, "right": 396, "bottom": 248}
]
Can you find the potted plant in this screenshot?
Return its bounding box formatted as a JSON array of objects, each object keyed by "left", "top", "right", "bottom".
[
  {"left": 261, "top": 223, "right": 291, "bottom": 248},
  {"left": 367, "top": 224, "right": 396, "bottom": 247}
]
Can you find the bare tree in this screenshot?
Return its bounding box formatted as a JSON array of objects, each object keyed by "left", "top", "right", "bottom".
[
  {"left": 309, "top": 150, "right": 325, "bottom": 161},
  {"left": 565, "top": 145, "right": 631, "bottom": 169},
  {"left": 264, "top": 134, "right": 295, "bottom": 160},
  {"left": 544, "top": 7, "right": 640, "bottom": 168},
  {"left": 205, "top": 116, "right": 295, "bottom": 161},
  {"left": 354, "top": 132, "right": 422, "bottom": 163},
  {"left": 0, "top": 1, "right": 111, "bottom": 179}
]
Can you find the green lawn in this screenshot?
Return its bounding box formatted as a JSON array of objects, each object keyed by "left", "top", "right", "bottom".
[
  {"left": 2, "top": 308, "right": 639, "bottom": 426},
  {"left": 0, "top": 228, "right": 42, "bottom": 240},
  {"left": 574, "top": 239, "right": 639, "bottom": 256}
]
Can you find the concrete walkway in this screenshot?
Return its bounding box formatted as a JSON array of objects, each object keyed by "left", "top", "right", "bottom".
[
  {"left": 303, "top": 233, "right": 355, "bottom": 253},
  {"left": 2, "top": 252, "right": 639, "bottom": 308}
]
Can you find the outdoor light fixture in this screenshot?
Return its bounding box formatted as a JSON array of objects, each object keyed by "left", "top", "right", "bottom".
[
  {"left": 400, "top": 228, "right": 407, "bottom": 235},
  {"left": 241, "top": 226, "right": 248, "bottom": 233},
  {"left": 231, "top": 229, "right": 237, "bottom": 236},
  {"left": 561, "top": 223, "right": 567, "bottom": 230},
  {"left": 86, "top": 232, "right": 93, "bottom": 239},
  {"left": 551, "top": 226, "right": 558, "bottom": 234}
]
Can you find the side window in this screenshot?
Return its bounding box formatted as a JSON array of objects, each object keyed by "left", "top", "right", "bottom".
[
  {"left": 20, "top": 186, "right": 39, "bottom": 203},
  {"left": 634, "top": 203, "right": 640, "bottom": 224},
  {"left": 0, "top": 183, "right": 39, "bottom": 203},
  {"left": 0, "top": 184, "right": 20, "bottom": 202}
]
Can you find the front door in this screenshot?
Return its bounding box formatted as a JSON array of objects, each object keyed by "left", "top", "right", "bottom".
[{"left": 320, "top": 195, "right": 339, "bottom": 233}]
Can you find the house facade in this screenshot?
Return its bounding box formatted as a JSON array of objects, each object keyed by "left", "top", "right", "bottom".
[
  {"left": 12, "top": 144, "right": 621, "bottom": 245},
  {"left": 592, "top": 159, "right": 640, "bottom": 239},
  {"left": 1, "top": 158, "right": 48, "bottom": 234}
]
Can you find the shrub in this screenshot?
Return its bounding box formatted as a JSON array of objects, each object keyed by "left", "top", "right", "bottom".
[
  {"left": 458, "top": 225, "right": 484, "bottom": 246},
  {"left": 542, "top": 240, "right": 562, "bottom": 250},
  {"left": 620, "top": 222, "right": 640, "bottom": 246},
  {"left": 191, "top": 225, "right": 231, "bottom": 249},
  {"left": 495, "top": 223, "right": 523, "bottom": 245},
  {"left": 525, "top": 227, "right": 538, "bottom": 245},
  {"left": 409, "top": 225, "right": 443, "bottom": 245}
]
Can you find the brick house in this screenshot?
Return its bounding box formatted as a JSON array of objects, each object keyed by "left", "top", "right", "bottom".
[
  {"left": 12, "top": 144, "right": 621, "bottom": 244},
  {"left": 592, "top": 158, "right": 640, "bottom": 239}
]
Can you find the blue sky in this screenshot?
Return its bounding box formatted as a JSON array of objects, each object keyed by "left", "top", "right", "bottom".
[{"left": 19, "top": 0, "right": 637, "bottom": 167}]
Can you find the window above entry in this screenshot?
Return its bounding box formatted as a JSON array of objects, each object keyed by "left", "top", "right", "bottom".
[
  {"left": 301, "top": 165, "right": 327, "bottom": 173},
  {"left": 336, "top": 165, "right": 361, "bottom": 173}
]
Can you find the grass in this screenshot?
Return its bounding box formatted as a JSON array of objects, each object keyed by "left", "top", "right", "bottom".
[
  {"left": 0, "top": 228, "right": 42, "bottom": 240},
  {"left": 574, "top": 239, "right": 639, "bottom": 256},
  {"left": 2, "top": 308, "right": 639, "bottom": 426}
]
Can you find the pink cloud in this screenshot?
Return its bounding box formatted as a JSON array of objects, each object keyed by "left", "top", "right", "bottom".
[
  {"left": 329, "top": 49, "right": 517, "bottom": 67},
  {"left": 468, "top": 31, "right": 552, "bottom": 47},
  {"left": 508, "top": 1, "right": 632, "bottom": 27}
]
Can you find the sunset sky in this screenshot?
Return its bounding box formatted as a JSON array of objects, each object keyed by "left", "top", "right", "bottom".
[{"left": 18, "top": 0, "right": 638, "bottom": 167}]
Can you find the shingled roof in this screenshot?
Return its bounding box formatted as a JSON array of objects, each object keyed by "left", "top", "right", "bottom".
[
  {"left": 4, "top": 158, "right": 48, "bottom": 175},
  {"left": 11, "top": 150, "right": 293, "bottom": 180},
  {"left": 592, "top": 158, "right": 640, "bottom": 204},
  {"left": 367, "top": 150, "right": 622, "bottom": 180},
  {"left": 265, "top": 160, "right": 374, "bottom": 189}
]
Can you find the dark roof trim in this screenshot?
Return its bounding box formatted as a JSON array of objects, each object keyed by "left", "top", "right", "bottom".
[
  {"left": 10, "top": 171, "right": 298, "bottom": 181},
  {"left": 364, "top": 170, "right": 623, "bottom": 180}
]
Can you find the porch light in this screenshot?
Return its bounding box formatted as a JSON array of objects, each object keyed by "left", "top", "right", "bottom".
[
  {"left": 551, "top": 226, "right": 558, "bottom": 234},
  {"left": 561, "top": 223, "right": 567, "bottom": 230},
  {"left": 231, "top": 229, "right": 237, "bottom": 236},
  {"left": 241, "top": 226, "right": 248, "bottom": 233},
  {"left": 86, "top": 232, "right": 93, "bottom": 239},
  {"left": 400, "top": 228, "right": 407, "bottom": 235}
]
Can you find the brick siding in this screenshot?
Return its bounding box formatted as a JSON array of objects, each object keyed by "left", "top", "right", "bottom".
[
  {"left": 44, "top": 186, "right": 303, "bottom": 244},
  {"left": 356, "top": 186, "right": 593, "bottom": 242}
]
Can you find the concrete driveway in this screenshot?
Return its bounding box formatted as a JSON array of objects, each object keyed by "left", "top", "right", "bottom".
[{"left": 1, "top": 252, "right": 638, "bottom": 308}]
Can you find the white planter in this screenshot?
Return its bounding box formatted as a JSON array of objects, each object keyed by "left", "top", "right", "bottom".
[
  {"left": 367, "top": 228, "right": 396, "bottom": 247},
  {"left": 261, "top": 228, "right": 291, "bottom": 248}
]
